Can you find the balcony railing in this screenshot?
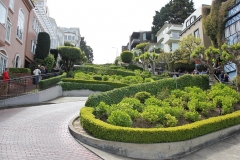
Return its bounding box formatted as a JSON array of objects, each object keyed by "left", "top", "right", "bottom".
[
  {"left": 131, "top": 39, "right": 140, "bottom": 46},
  {"left": 0, "top": 72, "right": 61, "bottom": 100}
]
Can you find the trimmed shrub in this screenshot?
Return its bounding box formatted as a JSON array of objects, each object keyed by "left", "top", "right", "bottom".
[
  {"left": 184, "top": 111, "right": 201, "bottom": 122},
  {"left": 142, "top": 106, "right": 165, "bottom": 123},
  {"left": 93, "top": 75, "right": 102, "bottom": 81},
  {"left": 120, "top": 51, "right": 133, "bottom": 64},
  {"left": 120, "top": 98, "right": 145, "bottom": 112},
  {"left": 173, "top": 60, "right": 195, "bottom": 72},
  {"left": 9, "top": 68, "right": 31, "bottom": 74},
  {"left": 102, "top": 75, "right": 109, "bottom": 81},
  {"left": 125, "top": 64, "right": 143, "bottom": 71},
  {"left": 80, "top": 107, "right": 240, "bottom": 143},
  {"left": 43, "top": 54, "right": 55, "bottom": 72},
  {"left": 164, "top": 114, "right": 178, "bottom": 127},
  {"left": 38, "top": 73, "right": 66, "bottom": 89},
  {"left": 35, "top": 32, "right": 51, "bottom": 59},
  {"left": 107, "top": 110, "right": 133, "bottom": 127},
  {"left": 60, "top": 82, "right": 114, "bottom": 92},
  {"left": 135, "top": 91, "right": 151, "bottom": 103},
  {"left": 85, "top": 75, "right": 209, "bottom": 107},
  {"left": 75, "top": 66, "right": 136, "bottom": 77},
  {"left": 62, "top": 78, "right": 128, "bottom": 88}
]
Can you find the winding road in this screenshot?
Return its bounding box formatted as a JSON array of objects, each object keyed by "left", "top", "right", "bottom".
[
  {"left": 1, "top": 97, "right": 240, "bottom": 160},
  {"left": 0, "top": 99, "right": 102, "bottom": 160}
]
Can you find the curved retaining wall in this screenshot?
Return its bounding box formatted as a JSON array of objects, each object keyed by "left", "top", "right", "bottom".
[{"left": 68, "top": 116, "right": 240, "bottom": 160}]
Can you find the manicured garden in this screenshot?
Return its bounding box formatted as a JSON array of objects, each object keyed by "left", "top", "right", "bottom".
[
  {"left": 79, "top": 74, "right": 240, "bottom": 143},
  {"left": 93, "top": 83, "right": 240, "bottom": 128}
]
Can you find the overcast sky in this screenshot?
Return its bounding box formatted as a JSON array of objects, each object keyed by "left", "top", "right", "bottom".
[{"left": 47, "top": 0, "right": 212, "bottom": 64}]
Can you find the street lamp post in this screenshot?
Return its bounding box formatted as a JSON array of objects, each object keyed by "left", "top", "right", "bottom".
[{"left": 112, "top": 47, "right": 118, "bottom": 59}]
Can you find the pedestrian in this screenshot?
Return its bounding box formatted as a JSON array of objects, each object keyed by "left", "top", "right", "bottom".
[
  {"left": 33, "top": 66, "right": 41, "bottom": 86},
  {"left": 1, "top": 68, "right": 10, "bottom": 95},
  {"left": 224, "top": 73, "right": 229, "bottom": 83}
]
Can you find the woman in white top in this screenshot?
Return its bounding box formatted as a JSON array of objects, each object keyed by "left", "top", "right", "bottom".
[{"left": 33, "top": 66, "right": 41, "bottom": 85}]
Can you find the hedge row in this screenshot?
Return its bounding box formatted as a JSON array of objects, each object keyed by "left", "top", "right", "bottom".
[
  {"left": 60, "top": 82, "right": 114, "bottom": 92},
  {"left": 85, "top": 75, "right": 209, "bottom": 107},
  {"left": 9, "top": 68, "right": 31, "bottom": 74},
  {"left": 75, "top": 66, "right": 136, "bottom": 77},
  {"left": 80, "top": 107, "right": 240, "bottom": 143},
  {"left": 62, "top": 78, "right": 129, "bottom": 88},
  {"left": 39, "top": 73, "right": 66, "bottom": 89}
]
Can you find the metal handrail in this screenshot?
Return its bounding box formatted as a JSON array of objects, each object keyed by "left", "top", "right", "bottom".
[{"left": 0, "top": 72, "right": 62, "bottom": 100}]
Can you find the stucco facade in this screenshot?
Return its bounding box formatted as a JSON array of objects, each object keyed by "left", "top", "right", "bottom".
[
  {"left": 0, "top": 0, "right": 34, "bottom": 73},
  {"left": 155, "top": 23, "right": 182, "bottom": 53},
  {"left": 180, "top": 4, "right": 211, "bottom": 48}
]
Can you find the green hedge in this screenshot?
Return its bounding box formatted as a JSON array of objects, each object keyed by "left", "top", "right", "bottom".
[
  {"left": 75, "top": 66, "right": 136, "bottom": 77},
  {"left": 80, "top": 107, "right": 240, "bottom": 143},
  {"left": 85, "top": 75, "right": 209, "bottom": 107},
  {"left": 9, "top": 68, "right": 31, "bottom": 74},
  {"left": 60, "top": 82, "right": 114, "bottom": 92},
  {"left": 39, "top": 73, "right": 66, "bottom": 89},
  {"left": 125, "top": 64, "right": 143, "bottom": 71},
  {"left": 62, "top": 78, "right": 128, "bottom": 88}
]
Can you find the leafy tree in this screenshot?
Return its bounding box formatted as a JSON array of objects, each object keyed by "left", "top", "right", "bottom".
[
  {"left": 144, "top": 52, "right": 159, "bottom": 74},
  {"left": 35, "top": 32, "right": 50, "bottom": 59},
  {"left": 179, "top": 35, "right": 202, "bottom": 61},
  {"left": 191, "top": 46, "right": 220, "bottom": 81},
  {"left": 80, "top": 37, "right": 94, "bottom": 63},
  {"left": 222, "top": 43, "right": 240, "bottom": 91},
  {"left": 120, "top": 51, "right": 133, "bottom": 65},
  {"left": 57, "top": 46, "right": 82, "bottom": 73},
  {"left": 43, "top": 54, "right": 55, "bottom": 72},
  {"left": 157, "top": 52, "right": 172, "bottom": 69},
  {"left": 203, "top": 0, "right": 235, "bottom": 47},
  {"left": 50, "top": 49, "right": 58, "bottom": 62},
  {"left": 135, "top": 43, "right": 149, "bottom": 53},
  {"left": 151, "top": 0, "right": 195, "bottom": 35}
]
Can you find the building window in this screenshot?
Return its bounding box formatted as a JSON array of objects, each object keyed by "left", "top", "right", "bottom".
[
  {"left": 186, "top": 20, "right": 190, "bottom": 27},
  {"left": 72, "top": 36, "right": 75, "bottom": 41},
  {"left": 31, "top": 40, "right": 36, "bottom": 54},
  {"left": 5, "top": 17, "right": 11, "bottom": 43},
  {"left": 14, "top": 54, "right": 20, "bottom": 68},
  {"left": 225, "top": 27, "right": 230, "bottom": 38},
  {"left": 171, "top": 31, "right": 180, "bottom": 38},
  {"left": 143, "top": 33, "right": 146, "bottom": 40},
  {"left": 190, "top": 16, "right": 195, "bottom": 24},
  {"left": 194, "top": 29, "right": 200, "bottom": 38},
  {"left": 0, "top": 51, "right": 8, "bottom": 74},
  {"left": 230, "top": 23, "right": 236, "bottom": 36},
  {"left": 0, "top": 2, "right": 7, "bottom": 27},
  {"left": 68, "top": 35, "right": 71, "bottom": 40},
  {"left": 64, "top": 35, "right": 67, "bottom": 40},
  {"left": 17, "top": 9, "right": 25, "bottom": 41},
  {"left": 9, "top": 0, "right": 14, "bottom": 11},
  {"left": 236, "top": 21, "right": 240, "bottom": 32}
]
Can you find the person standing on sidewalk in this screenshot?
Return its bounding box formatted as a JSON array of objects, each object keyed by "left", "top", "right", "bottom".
[
  {"left": 33, "top": 66, "right": 41, "bottom": 86},
  {"left": 1, "top": 68, "right": 10, "bottom": 95}
]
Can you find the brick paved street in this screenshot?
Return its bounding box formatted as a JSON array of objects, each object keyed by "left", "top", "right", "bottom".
[{"left": 0, "top": 101, "right": 102, "bottom": 160}]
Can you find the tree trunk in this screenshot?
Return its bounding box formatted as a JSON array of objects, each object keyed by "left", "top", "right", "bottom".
[
  {"left": 151, "top": 62, "right": 155, "bottom": 75},
  {"left": 235, "top": 63, "right": 240, "bottom": 91},
  {"left": 208, "top": 67, "right": 215, "bottom": 84}
]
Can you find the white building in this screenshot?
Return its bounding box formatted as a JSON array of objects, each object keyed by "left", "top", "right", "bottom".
[
  {"left": 155, "top": 23, "right": 183, "bottom": 53},
  {"left": 58, "top": 27, "right": 81, "bottom": 48}
]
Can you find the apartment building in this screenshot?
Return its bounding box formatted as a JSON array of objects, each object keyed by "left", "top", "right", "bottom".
[
  {"left": 0, "top": 0, "right": 35, "bottom": 73},
  {"left": 59, "top": 27, "right": 81, "bottom": 48},
  {"left": 155, "top": 23, "right": 182, "bottom": 53},
  {"left": 128, "top": 31, "right": 153, "bottom": 50},
  {"left": 180, "top": 4, "right": 211, "bottom": 48},
  {"left": 224, "top": 0, "right": 240, "bottom": 78},
  {"left": 27, "top": 0, "right": 57, "bottom": 67}
]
